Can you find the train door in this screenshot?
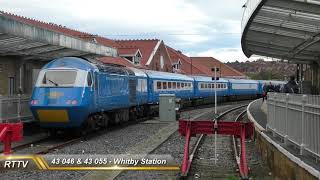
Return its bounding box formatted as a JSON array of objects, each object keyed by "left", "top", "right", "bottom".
[
  {"left": 93, "top": 71, "right": 99, "bottom": 109},
  {"left": 128, "top": 76, "right": 136, "bottom": 106}
]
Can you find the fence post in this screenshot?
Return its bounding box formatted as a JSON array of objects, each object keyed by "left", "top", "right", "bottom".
[
  {"left": 0, "top": 98, "right": 2, "bottom": 123},
  {"left": 272, "top": 93, "right": 277, "bottom": 137},
  {"left": 17, "top": 94, "right": 21, "bottom": 122},
  {"left": 284, "top": 94, "right": 289, "bottom": 145},
  {"left": 5, "top": 99, "right": 9, "bottom": 123},
  {"left": 300, "top": 95, "right": 307, "bottom": 155},
  {"left": 266, "top": 93, "right": 271, "bottom": 131}
]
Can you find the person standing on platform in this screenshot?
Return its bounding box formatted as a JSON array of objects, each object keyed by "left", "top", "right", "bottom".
[
  {"left": 262, "top": 83, "right": 268, "bottom": 101},
  {"left": 283, "top": 75, "right": 299, "bottom": 93}
]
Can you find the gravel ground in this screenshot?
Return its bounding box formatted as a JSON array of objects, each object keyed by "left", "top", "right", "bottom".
[
  {"left": 116, "top": 102, "right": 250, "bottom": 180},
  {"left": 0, "top": 122, "right": 169, "bottom": 180},
  {"left": 0, "top": 101, "right": 252, "bottom": 180}
]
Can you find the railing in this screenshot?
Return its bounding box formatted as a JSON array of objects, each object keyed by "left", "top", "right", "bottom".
[
  {"left": 267, "top": 92, "right": 320, "bottom": 159},
  {"left": 0, "top": 95, "right": 33, "bottom": 123}
]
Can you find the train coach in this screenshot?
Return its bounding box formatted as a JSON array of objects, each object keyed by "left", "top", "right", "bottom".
[
  {"left": 29, "top": 57, "right": 278, "bottom": 133},
  {"left": 228, "top": 79, "right": 260, "bottom": 100},
  {"left": 144, "top": 70, "right": 194, "bottom": 103}
]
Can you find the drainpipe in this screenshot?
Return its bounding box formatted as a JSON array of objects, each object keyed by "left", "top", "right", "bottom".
[{"left": 18, "top": 62, "right": 24, "bottom": 95}]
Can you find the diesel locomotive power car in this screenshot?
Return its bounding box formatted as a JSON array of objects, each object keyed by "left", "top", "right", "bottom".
[{"left": 30, "top": 57, "right": 268, "bottom": 132}]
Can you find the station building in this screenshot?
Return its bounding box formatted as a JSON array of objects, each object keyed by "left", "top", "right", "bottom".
[
  {"left": 242, "top": 0, "right": 320, "bottom": 95},
  {"left": 0, "top": 10, "right": 246, "bottom": 97},
  {"left": 0, "top": 11, "right": 116, "bottom": 97}
]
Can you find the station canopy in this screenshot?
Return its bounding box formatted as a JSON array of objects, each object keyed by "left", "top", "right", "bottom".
[
  {"left": 0, "top": 12, "right": 117, "bottom": 60},
  {"left": 241, "top": 0, "right": 320, "bottom": 64}
]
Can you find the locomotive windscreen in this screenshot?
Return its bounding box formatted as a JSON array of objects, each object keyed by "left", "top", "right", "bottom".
[
  {"left": 42, "top": 70, "right": 77, "bottom": 86},
  {"left": 36, "top": 69, "right": 89, "bottom": 87}
]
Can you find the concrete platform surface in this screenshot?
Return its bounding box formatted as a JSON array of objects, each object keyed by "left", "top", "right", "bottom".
[
  {"left": 248, "top": 98, "right": 267, "bottom": 129},
  {"left": 248, "top": 98, "right": 320, "bottom": 179}
]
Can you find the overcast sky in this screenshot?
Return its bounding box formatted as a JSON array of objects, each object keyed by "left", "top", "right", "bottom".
[{"left": 1, "top": 0, "right": 263, "bottom": 62}]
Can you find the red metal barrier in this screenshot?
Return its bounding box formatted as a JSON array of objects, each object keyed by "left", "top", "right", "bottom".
[
  {"left": 0, "top": 123, "right": 23, "bottom": 155},
  {"left": 179, "top": 120, "right": 254, "bottom": 178}
]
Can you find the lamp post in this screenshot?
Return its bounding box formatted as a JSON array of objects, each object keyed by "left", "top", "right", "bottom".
[{"left": 211, "top": 66, "right": 220, "bottom": 164}]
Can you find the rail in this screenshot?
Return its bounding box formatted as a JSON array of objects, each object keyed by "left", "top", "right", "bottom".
[
  {"left": 267, "top": 92, "right": 320, "bottom": 159},
  {"left": 0, "top": 95, "right": 33, "bottom": 123}
]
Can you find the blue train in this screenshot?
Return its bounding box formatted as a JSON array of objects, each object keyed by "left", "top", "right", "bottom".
[{"left": 29, "top": 57, "right": 270, "bottom": 132}]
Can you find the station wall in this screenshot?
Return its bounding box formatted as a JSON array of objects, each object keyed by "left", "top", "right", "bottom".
[{"left": 0, "top": 56, "right": 46, "bottom": 97}]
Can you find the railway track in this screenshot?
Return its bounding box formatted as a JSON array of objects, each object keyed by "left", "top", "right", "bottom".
[
  {"left": 182, "top": 104, "right": 249, "bottom": 179},
  {"left": 98, "top": 101, "right": 252, "bottom": 180},
  {"left": 4, "top": 100, "right": 252, "bottom": 155}
]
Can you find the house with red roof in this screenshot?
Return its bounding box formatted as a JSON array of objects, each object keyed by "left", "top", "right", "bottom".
[
  {"left": 114, "top": 39, "right": 173, "bottom": 71},
  {"left": 166, "top": 46, "right": 246, "bottom": 78},
  {"left": 190, "top": 57, "right": 247, "bottom": 79},
  {"left": 166, "top": 46, "right": 211, "bottom": 75}
]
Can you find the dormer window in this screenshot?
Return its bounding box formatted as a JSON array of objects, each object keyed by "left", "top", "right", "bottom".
[
  {"left": 172, "top": 59, "right": 182, "bottom": 70},
  {"left": 119, "top": 49, "right": 142, "bottom": 65},
  {"left": 134, "top": 52, "right": 141, "bottom": 65}
]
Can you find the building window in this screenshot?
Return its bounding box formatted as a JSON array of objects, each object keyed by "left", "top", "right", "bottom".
[
  {"left": 134, "top": 53, "right": 141, "bottom": 64},
  {"left": 125, "top": 56, "right": 134, "bottom": 63},
  {"left": 173, "top": 64, "right": 181, "bottom": 70}
]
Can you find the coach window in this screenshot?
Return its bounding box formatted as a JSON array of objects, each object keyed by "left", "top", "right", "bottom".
[
  {"left": 181, "top": 83, "right": 184, "bottom": 88},
  {"left": 173, "top": 82, "right": 176, "bottom": 89},
  {"left": 163, "top": 82, "right": 167, "bottom": 89},
  {"left": 177, "top": 82, "right": 180, "bottom": 89},
  {"left": 208, "top": 84, "right": 211, "bottom": 89},
  {"left": 168, "top": 82, "right": 172, "bottom": 89},
  {"left": 157, "top": 81, "right": 161, "bottom": 90},
  {"left": 204, "top": 84, "right": 208, "bottom": 89},
  {"left": 188, "top": 83, "right": 191, "bottom": 88}
]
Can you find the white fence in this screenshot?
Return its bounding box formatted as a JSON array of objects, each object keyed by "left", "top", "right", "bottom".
[
  {"left": 267, "top": 93, "right": 320, "bottom": 159},
  {"left": 0, "top": 95, "right": 33, "bottom": 123}
]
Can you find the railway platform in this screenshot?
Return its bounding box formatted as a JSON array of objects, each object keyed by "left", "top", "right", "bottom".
[{"left": 247, "top": 98, "right": 320, "bottom": 179}]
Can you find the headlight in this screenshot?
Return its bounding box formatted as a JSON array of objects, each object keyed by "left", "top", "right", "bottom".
[
  {"left": 66, "top": 100, "right": 78, "bottom": 105},
  {"left": 30, "top": 100, "right": 38, "bottom": 105}
]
